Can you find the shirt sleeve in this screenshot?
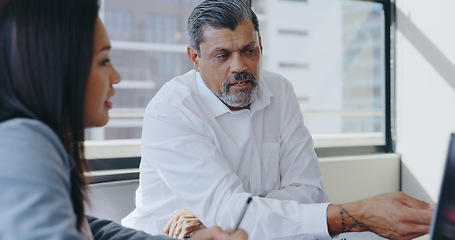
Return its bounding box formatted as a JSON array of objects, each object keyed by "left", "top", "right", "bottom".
[
  {"left": 141, "top": 104, "right": 333, "bottom": 240},
  {"left": 88, "top": 216, "right": 173, "bottom": 240},
  {"left": 0, "top": 120, "right": 84, "bottom": 240},
  {"left": 266, "top": 80, "right": 329, "bottom": 204}
]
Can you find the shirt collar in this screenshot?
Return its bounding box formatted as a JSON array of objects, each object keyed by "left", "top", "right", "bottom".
[
  {"left": 196, "top": 72, "right": 230, "bottom": 117},
  {"left": 251, "top": 73, "right": 273, "bottom": 112},
  {"left": 196, "top": 71, "right": 273, "bottom": 118}
]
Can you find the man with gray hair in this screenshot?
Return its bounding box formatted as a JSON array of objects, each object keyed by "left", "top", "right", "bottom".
[{"left": 122, "top": 1, "right": 432, "bottom": 239}]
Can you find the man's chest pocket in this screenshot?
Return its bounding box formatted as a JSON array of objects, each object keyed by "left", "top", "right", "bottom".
[{"left": 260, "top": 142, "right": 281, "bottom": 196}]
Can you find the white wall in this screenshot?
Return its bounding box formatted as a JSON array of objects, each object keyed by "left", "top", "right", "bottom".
[
  {"left": 319, "top": 154, "right": 400, "bottom": 204},
  {"left": 396, "top": 0, "right": 455, "bottom": 202}
]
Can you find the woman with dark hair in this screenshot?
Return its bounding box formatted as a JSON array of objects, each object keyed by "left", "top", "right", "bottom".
[{"left": 0, "top": 0, "right": 247, "bottom": 239}]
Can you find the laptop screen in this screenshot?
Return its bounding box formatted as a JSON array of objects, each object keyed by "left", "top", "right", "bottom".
[{"left": 430, "top": 133, "right": 455, "bottom": 239}]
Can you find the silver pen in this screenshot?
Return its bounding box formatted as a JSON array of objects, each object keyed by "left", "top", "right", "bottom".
[{"left": 231, "top": 197, "right": 252, "bottom": 234}]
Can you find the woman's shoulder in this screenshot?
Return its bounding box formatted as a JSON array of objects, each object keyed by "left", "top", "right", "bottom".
[
  {"left": 0, "top": 118, "right": 54, "bottom": 135},
  {"left": 0, "top": 118, "right": 82, "bottom": 239},
  {"left": 0, "top": 118, "right": 73, "bottom": 176},
  {"left": 0, "top": 118, "right": 63, "bottom": 151}
]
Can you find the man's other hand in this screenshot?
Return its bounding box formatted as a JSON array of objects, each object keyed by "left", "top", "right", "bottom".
[{"left": 164, "top": 208, "right": 207, "bottom": 239}]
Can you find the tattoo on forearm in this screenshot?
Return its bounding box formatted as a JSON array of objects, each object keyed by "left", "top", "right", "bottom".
[{"left": 337, "top": 205, "right": 371, "bottom": 232}]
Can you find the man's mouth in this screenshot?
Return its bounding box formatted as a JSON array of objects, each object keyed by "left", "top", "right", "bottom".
[{"left": 230, "top": 80, "right": 250, "bottom": 86}]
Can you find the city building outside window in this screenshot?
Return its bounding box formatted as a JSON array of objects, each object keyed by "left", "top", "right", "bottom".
[{"left": 86, "top": 0, "right": 391, "bottom": 157}]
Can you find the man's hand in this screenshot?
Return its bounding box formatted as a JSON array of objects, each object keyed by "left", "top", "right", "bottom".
[
  {"left": 164, "top": 209, "right": 207, "bottom": 239},
  {"left": 327, "top": 192, "right": 433, "bottom": 240},
  {"left": 189, "top": 226, "right": 248, "bottom": 240}
]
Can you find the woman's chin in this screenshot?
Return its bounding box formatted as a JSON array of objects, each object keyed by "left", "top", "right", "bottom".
[{"left": 84, "top": 115, "right": 109, "bottom": 129}]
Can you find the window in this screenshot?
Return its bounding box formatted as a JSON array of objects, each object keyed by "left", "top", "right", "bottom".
[
  {"left": 86, "top": 0, "right": 200, "bottom": 141},
  {"left": 86, "top": 0, "right": 395, "bottom": 163},
  {"left": 252, "top": 0, "right": 391, "bottom": 153}
]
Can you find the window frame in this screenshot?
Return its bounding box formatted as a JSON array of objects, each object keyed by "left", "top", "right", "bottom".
[
  {"left": 86, "top": 0, "right": 397, "bottom": 183},
  {"left": 313, "top": 0, "right": 396, "bottom": 157}
]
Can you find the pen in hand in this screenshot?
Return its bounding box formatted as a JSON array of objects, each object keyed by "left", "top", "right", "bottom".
[{"left": 231, "top": 197, "right": 252, "bottom": 234}]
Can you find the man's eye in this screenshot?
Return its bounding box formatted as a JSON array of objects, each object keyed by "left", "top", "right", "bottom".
[
  {"left": 216, "top": 54, "right": 228, "bottom": 59},
  {"left": 246, "top": 49, "right": 255, "bottom": 54}
]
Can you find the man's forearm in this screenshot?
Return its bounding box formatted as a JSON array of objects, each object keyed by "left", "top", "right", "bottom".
[
  {"left": 266, "top": 185, "right": 327, "bottom": 203},
  {"left": 326, "top": 203, "right": 370, "bottom": 235},
  {"left": 326, "top": 193, "right": 432, "bottom": 240}
]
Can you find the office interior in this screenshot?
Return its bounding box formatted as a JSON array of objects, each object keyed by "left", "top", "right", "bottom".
[{"left": 83, "top": 1, "right": 455, "bottom": 239}]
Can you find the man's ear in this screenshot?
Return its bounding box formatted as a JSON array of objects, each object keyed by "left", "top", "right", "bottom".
[
  {"left": 258, "top": 34, "right": 263, "bottom": 54},
  {"left": 187, "top": 46, "right": 200, "bottom": 72}
]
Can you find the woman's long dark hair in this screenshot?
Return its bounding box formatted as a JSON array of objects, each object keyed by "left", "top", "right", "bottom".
[{"left": 0, "top": 0, "right": 99, "bottom": 230}]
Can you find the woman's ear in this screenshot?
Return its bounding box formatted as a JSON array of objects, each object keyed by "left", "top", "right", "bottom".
[{"left": 187, "top": 46, "right": 200, "bottom": 72}]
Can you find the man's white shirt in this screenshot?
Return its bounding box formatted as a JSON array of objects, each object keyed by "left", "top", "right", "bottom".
[{"left": 122, "top": 70, "right": 334, "bottom": 240}]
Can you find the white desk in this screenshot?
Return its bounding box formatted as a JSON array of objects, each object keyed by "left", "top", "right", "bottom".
[
  {"left": 339, "top": 232, "right": 430, "bottom": 240},
  {"left": 339, "top": 232, "right": 386, "bottom": 240}
]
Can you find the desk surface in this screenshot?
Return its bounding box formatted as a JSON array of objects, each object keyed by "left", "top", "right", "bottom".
[
  {"left": 339, "top": 232, "right": 386, "bottom": 240},
  {"left": 339, "top": 232, "right": 429, "bottom": 240}
]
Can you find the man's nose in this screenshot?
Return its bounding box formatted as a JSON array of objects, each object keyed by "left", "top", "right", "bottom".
[{"left": 231, "top": 53, "right": 247, "bottom": 73}]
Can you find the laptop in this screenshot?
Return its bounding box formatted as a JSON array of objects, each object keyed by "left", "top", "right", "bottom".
[{"left": 429, "top": 133, "right": 455, "bottom": 239}]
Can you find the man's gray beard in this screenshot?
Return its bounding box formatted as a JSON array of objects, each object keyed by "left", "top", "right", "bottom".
[
  {"left": 216, "top": 74, "right": 258, "bottom": 108},
  {"left": 217, "top": 85, "right": 258, "bottom": 108}
]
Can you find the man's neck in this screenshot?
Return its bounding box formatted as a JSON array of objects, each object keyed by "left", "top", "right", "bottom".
[{"left": 227, "top": 104, "right": 251, "bottom": 111}]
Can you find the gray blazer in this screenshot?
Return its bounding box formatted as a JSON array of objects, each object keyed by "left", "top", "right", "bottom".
[{"left": 0, "top": 118, "right": 171, "bottom": 240}]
